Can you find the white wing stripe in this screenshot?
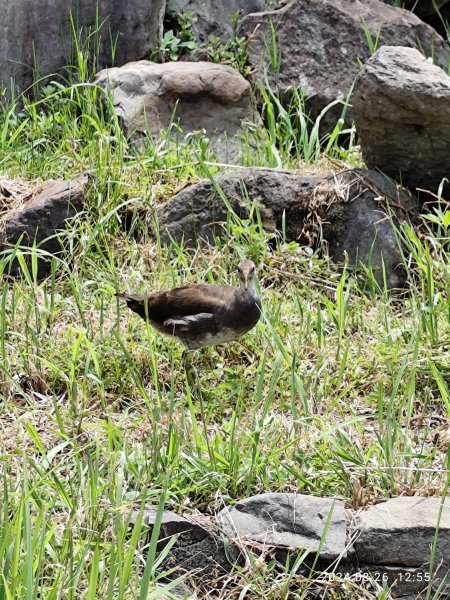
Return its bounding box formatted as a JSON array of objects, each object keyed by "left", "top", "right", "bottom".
[{"left": 164, "top": 313, "right": 214, "bottom": 327}]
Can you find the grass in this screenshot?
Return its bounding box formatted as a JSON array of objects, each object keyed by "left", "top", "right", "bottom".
[{"left": 1, "top": 27, "right": 450, "bottom": 600}]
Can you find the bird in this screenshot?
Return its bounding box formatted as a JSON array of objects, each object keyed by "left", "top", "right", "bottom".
[{"left": 116, "top": 259, "right": 262, "bottom": 388}]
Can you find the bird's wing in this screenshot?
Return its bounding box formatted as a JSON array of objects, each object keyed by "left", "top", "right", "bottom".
[{"left": 117, "top": 285, "right": 235, "bottom": 321}]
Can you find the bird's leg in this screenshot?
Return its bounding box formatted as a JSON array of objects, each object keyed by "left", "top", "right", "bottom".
[
  {"left": 182, "top": 349, "right": 196, "bottom": 390},
  {"left": 182, "top": 348, "right": 214, "bottom": 464},
  {"left": 182, "top": 348, "right": 206, "bottom": 404}
]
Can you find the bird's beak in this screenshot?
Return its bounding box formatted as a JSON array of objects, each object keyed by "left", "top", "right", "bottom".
[{"left": 243, "top": 272, "right": 249, "bottom": 290}]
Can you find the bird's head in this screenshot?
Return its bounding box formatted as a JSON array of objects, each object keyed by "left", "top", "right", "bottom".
[{"left": 237, "top": 259, "right": 257, "bottom": 292}]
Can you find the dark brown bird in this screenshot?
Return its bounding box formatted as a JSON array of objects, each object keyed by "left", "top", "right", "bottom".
[{"left": 117, "top": 259, "right": 261, "bottom": 385}]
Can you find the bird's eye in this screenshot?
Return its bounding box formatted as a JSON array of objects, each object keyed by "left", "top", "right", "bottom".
[{"left": 251, "top": 266, "right": 255, "bottom": 273}]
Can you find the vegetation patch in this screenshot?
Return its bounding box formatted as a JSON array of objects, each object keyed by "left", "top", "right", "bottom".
[
  {"left": 0, "top": 9, "right": 450, "bottom": 599},
  {"left": 0, "top": 177, "right": 35, "bottom": 216}
]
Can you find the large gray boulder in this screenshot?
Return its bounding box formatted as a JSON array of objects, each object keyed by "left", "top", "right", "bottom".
[
  {"left": 95, "top": 60, "right": 260, "bottom": 161},
  {"left": 238, "top": 0, "right": 449, "bottom": 129},
  {"left": 154, "top": 167, "right": 415, "bottom": 289},
  {"left": 219, "top": 493, "right": 347, "bottom": 560},
  {"left": 167, "top": 0, "right": 266, "bottom": 41},
  {"left": 354, "top": 46, "right": 450, "bottom": 195},
  {"left": 0, "top": 0, "right": 166, "bottom": 95}
]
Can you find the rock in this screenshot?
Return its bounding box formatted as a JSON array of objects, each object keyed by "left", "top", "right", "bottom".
[
  {"left": 219, "top": 493, "right": 347, "bottom": 561},
  {"left": 0, "top": 173, "right": 89, "bottom": 277},
  {"left": 95, "top": 60, "right": 260, "bottom": 161},
  {"left": 354, "top": 45, "right": 450, "bottom": 196},
  {"left": 166, "top": 0, "right": 266, "bottom": 41},
  {"left": 354, "top": 496, "right": 450, "bottom": 566},
  {"left": 131, "top": 499, "right": 450, "bottom": 596},
  {"left": 238, "top": 0, "right": 449, "bottom": 130},
  {"left": 132, "top": 506, "right": 241, "bottom": 587},
  {"left": 0, "top": 0, "right": 166, "bottom": 96},
  {"left": 154, "top": 167, "right": 415, "bottom": 288},
  {"left": 133, "top": 506, "right": 209, "bottom": 545},
  {"left": 155, "top": 167, "right": 316, "bottom": 245}
]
